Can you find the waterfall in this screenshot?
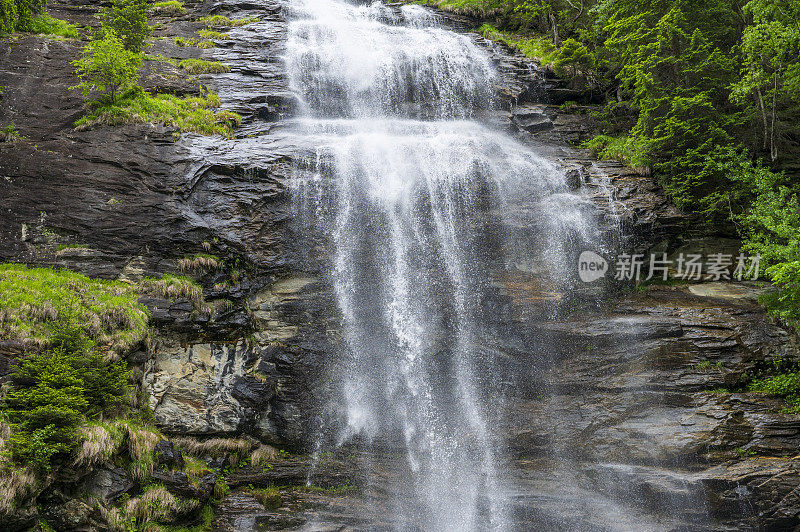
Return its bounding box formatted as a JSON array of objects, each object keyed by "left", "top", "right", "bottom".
[{"left": 285, "top": 0, "right": 599, "bottom": 529}]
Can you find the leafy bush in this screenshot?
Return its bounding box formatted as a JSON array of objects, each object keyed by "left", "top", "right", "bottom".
[
  {"left": 102, "top": 0, "right": 151, "bottom": 52},
  {"left": 749, "top": 372, "right": 800, "bottom": 413},
  {"left": 73, "top": 29, "right": 143, "bottom": 103},
  {"left": 1, "top": 122, "right": 24, "bottom": 142},
  {"left": 0, "top": 0, "right": 46, "bottom": 34},
  {"left": 733, "top": 157, "right": 800, "bottom": 329},
  {"left": 584, "top": 134, "right": 650, "bottom": 173},
  {"left": 553, "top": 37, "right": 593, "bottom": 77}
]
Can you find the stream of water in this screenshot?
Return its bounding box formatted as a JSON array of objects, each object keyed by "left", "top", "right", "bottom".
[{"left": 285, "top": 0, "right": 602, "bottom": 529}]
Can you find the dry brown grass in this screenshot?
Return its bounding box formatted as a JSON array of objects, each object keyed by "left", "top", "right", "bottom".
[
  {"left": 125, "top": 484, "right": 199, "bottom": 523},
  {"left": 173, "top": 436, "right": 254, "bottom": 464},
  {"left": 138, "top": 275, "right": 204, "bottom": 306},
  {"left": 178, "top": 254, "right": 222, "bottom": 272},
  {"left": 0, "top": 467, "right": 37, "bottom": 514},
  {"left": 250, "top": 444, "right": 278, "bottom": 468},
  {"left": 73, "top": 422, "right": 124, "bottom": 467}
]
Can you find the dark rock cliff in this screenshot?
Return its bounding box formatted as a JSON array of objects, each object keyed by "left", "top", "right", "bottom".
[{"left": 1, "top": 1, "right": 799, "bottom": 530}]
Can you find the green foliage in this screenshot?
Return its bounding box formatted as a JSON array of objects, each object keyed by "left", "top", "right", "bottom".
[
  {"left": 478, "top": 24, "right": 556, "bottom": 64},
  {"left": 0, "top": 263, "right": 149, "bottom": 352},
  {"left": 584, "top": 134, "right": 649, "bottom": 171},
  {"left": 102, "top": 0, "right": 151, "bottom": 52},
  {"left": 178, "top": 58, "right": 230, "bottom": 74},
  {"left": 199, "top": 15, "right": 258, "bottom": 27},
  {"left": 552, "top": 37, "right": 593, "bottom": 77},
  {"left": 749, "top": 371, "right": 800, "bottom": 412},
  {"left": 23, "top": 14, "right": 78, "bottom": 38},
  {"left": 1, "top": 122, "right": 24, "bottom": 142},
  {"left": 730, "top": 0, "right": 800, "bottom": 162},
  {"left": 151, "top": 1, "right": 186, "bottom": 16},
  {"left": 0, "top": 0, "right": 46, "bottom": 34},
  {"left": 174, "top": 36, "right": 215, "bottom": 48},
  {"left": 733, "top": 160, "right": 800, "bottom": 328},
  {"left": 73, "top": 29, "right": 142, "bottom": 103},
  {"left": 2, "top": 320, "right": 131, "bottom": 472},
  {"left": 74, "top": 86, "right": 241, "bottom": 138},
  {"left": 197, "top": 28, "right": 228, "bottom": 40}
]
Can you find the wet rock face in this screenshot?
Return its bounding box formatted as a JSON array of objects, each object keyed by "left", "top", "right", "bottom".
[{"left": 80, "top": 465, "right": 135, "bottom": 505}]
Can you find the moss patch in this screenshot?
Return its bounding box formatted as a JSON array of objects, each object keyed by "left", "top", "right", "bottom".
[{"left": 0, "top": 263, "right": 149, "bottom": 353}]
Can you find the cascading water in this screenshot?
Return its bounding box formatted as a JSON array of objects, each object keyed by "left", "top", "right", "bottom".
[{"left": 285, "top": 0, "right": 600, "bottom": 529}]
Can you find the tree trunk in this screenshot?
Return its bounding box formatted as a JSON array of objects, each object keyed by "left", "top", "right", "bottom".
[{"left": 550, "top": 13, "right": 560, "bottom": 47}]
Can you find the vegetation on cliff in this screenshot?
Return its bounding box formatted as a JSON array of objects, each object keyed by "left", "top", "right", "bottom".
[
  {"left": 442, "top": 0, "right": 800, "bottom": 332},
  {"left": 0, "top": 263, "right": 149, "bottom": 352}
]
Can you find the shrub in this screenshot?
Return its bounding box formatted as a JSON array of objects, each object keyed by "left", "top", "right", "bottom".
[
  {"left": 749, "top": 371, "right": 800, "bottom": 413},
  {"left": 0, "top": 0, "right": 46, "bottom": 34},
  {"left": 553, "top": 38, "right": 593, "bottom": 78},
  {"left": 102, "top": 0, "right": 151, "bottom": 52},
  {"left": 73, "top": 29, "right": 142, "bottom": 103},
  {"left": 584, "top": 134, "right": 651, "bottom": 175},
  {"left": 1, "top": 122, "right": 24, "bottom": 142}
]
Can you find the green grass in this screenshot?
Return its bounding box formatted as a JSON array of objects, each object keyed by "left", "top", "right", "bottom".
[
  {"left": 178, "top": 59, "right": 230, "bottom": 74},
  {"left": 200, "top": 15, "right": 258, "bottom": 27},
  {"left": 74, "top": 87, "right": 241, "bottom": 138},
  {"left": 583, "top": 134, "right": 651, "bottom": 174},
  {"left": 0, "top": 263, "right": 149, "bottom": 353},
  {"left": 174, "top": 36, "right": 215, "bottom": 48},
  {"left": 22, "top": 14, "right": 79, "bottom": 39},
  {"left": 478, "top": 24, "right": 557, "bottom": 64},
  {"left": 153, "top": 504, "right": 214, "bottom": 532},
  {"left": 197, "top": 29, "right": 229, "bottom": 40},
  {"left": 748, "top": 372, "right": 800, "bottom": 413},
  {"left": 183, "top": 456, "right": 212, "bottom": 477},
  {"left": 421, "top": 0, "right": 507, "bottom": 17},
  {"left": 247, "top": 485, "right": 282, "bottom": 510},
  {"left": 151, "top": 1, "right": 187, "bottom": 16}
]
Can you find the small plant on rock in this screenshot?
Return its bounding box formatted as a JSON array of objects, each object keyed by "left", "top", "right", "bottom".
[{"left": 73, "top": 29, "right": 142, "bottom": 104}]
